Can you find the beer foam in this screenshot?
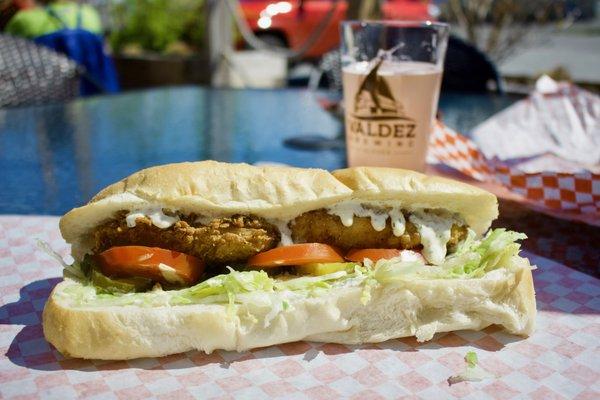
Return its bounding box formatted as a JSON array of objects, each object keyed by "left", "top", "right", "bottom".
[{"left": 343, "top": 60, "right": 441, "bottom": 76}]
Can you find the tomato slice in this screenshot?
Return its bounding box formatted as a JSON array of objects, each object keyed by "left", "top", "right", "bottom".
[
  {"left": 346, "top": 249, "right": 424, "bottom": 263},
  {"left": 96, "top": 246, "right": 204, "bottom": 286},
  {"left": 247, "top": 243, "right": 344, "bottom": 268}
]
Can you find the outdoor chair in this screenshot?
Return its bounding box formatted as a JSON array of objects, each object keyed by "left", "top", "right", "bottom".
[
  {"left": 0, "top": 34, "right": 80, "bottom": 108},
  {"left": 443, "top": 35, "right": 502, "bottom": 93}
]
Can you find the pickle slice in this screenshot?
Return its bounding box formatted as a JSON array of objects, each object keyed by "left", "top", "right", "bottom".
[{"left": 91, "top": 269, "right": 153, "bottom": 294}]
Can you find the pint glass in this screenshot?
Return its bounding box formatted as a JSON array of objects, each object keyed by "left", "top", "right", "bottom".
[{"left": 340, "top": 21, "right": 449, "bottom": 171}]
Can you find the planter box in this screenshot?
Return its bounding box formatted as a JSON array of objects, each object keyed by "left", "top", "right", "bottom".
[{"left": 113, "top": 54, "right": 211, "bottom": 90}]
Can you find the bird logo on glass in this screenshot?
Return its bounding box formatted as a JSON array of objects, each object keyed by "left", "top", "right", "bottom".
[{"left": 348, "top": 59, "right": 416, "bottom": 146}]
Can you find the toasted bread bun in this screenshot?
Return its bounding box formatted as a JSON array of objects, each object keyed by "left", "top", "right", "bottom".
[
  {"left": 43, "top": 258, "right": 535, "bottom": 360},
  {"left": 333, "top": 167, "right": 498, "bottom": 235},
  {"left": 60, "top": 161, "right": 352, "bottom": 258},
  {"left": 47, "top": 163, "right": 535, "bottom": 360}
]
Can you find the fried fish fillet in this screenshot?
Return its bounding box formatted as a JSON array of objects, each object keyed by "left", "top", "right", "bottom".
[
  {"left": 93, "top": 213, "right": 280, "bottom": 265},
  {"left": 291, "top": 209, "right": 467, "bottom": 251}
]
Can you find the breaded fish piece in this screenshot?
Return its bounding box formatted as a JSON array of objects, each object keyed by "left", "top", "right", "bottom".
[
  {"left": 291, "top": 209, "right": 467, "bottom": 251},
  {"left": 93, "top": 213, "right": 280, "bottom": 265}
]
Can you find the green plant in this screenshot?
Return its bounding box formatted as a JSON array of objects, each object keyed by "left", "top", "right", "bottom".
[{"left": 109, "top": 0, "right": 206, "bottom": 54}]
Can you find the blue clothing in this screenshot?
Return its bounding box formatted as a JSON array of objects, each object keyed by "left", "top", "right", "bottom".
[{"left": 33, "top": 6, "right": 119, "bottom": 95}]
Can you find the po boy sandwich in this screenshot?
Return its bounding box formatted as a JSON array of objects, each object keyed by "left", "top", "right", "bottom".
[{"left": 43, "top": 161, "right": 535, "bottom": 360}]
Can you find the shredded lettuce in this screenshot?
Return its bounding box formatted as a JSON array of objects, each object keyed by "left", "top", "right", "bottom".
[
  {"left": 57, "top": 267, "right": 355, "bottom": 309},
  {"left": 275, "top": 270, "right": 347, "bottom": 292},
  {"left": 48, "top": 229, "right": 528, "bottom": 320},
  {"left": 371, "top": 229, "right": 527, "bottom": 282},
  {"left": 447, "top": 351, "right": 495, "bottom": 385},
  {"left": 349, "top": 262, "right": 378, "bottom": 305},
  {"left": 36, "top": 239, "right": 87, "bottom": 282},
  {"left": 465, "top": 351, "right": 478, "bottom": 367},
  {"left": 175, "top": 267, "right": 275, "bottom": 315},
  {"left": 449, "top": 228, "right": 527, "bottom": 277}
]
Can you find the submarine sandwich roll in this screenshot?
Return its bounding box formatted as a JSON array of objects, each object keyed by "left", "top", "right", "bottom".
[{"left": 43, "top": 161, "right": 535, "bottom": 359}]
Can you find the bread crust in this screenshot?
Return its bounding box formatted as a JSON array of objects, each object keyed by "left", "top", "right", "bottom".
[
  {"left": 333, "top": 167, "right": 498, "bottom": 235},
  {"left": 43, "top": 259, "right": 536, "bottom": 360}
]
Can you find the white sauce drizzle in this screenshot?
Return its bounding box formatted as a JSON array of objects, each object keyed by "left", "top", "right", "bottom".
[
  {"left": 326, "top": 201, "right": 464, "bottom": 265},
  {"left": 389, "top": 208, "right": 406, "bottom": 236},
  {"left": 370, "top": 213, "right": 387, "bottom": 232},
  {"left": 126, "top": 207, "right": 179, "bottom": 229},
  {"left": 327, "top": 201, "right": 406, "bottom": 235},
  {"left": 397, "top": 250, "right": 425, "bottom": 263},
  {"left": 326, "top": 202, "right": 356, "bottom": 227},
  {"left": 270, "top": 219, "right": 294, "bottom": 246},
  {"left": 408, "top": 212, "right": 455, "bottom": 265},
  {"left": 158, "top": 263, "right": 185, "bottom": 284}
]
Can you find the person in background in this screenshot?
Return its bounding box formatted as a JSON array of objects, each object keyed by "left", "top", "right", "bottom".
[
  {"left": 5, "top": 0, "right": 102, "bottom": 38},
  {"left": 3, "top": 0, "right": 118, "bottom": 95}
]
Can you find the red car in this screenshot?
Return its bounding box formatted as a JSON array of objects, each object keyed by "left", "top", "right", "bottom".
[{"left": 240, "top": 0, "right": 436, "bottom": 58}]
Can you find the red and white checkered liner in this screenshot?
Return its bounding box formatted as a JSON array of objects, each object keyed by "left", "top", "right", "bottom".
[
  {"left": 428, "top": 123, "right": 600, "bottom": 217},
  {"left": 1, "top": 216, "right": 599, "bottom": 399}
]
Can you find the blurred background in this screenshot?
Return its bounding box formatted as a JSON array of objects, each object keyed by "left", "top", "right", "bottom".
[{"left": 1, "top": 0, "right": 598, "bottom": 106}]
